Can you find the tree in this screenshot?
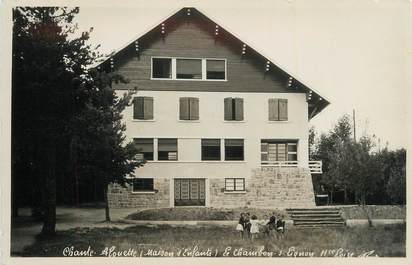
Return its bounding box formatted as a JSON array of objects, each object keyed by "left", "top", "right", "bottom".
[
  {"left": 70, "top": 70, "right": 144, "bottom": 221},
  {"left": 12, "top": 7, "right": 93, "bottom": 235},
  {"left": 12, "top": 7, "right": 143, "bottom": 235}
]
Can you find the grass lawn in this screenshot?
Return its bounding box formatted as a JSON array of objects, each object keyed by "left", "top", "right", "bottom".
[{"left": 22, "top": 224, "right": 405, "bottom": 257}]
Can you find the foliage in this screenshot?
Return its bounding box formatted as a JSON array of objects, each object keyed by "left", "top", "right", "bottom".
[
  {"left": 12, "top": 7, "right": 143, "bottom": 233},
  {"left": 312, "top": 115, "right": 406, "bottom": 205}
]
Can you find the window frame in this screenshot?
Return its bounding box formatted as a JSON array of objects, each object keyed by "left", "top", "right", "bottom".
[
  {"left": 157, "top": 138, "right": 178, "bottom": 161},
  {"left": 151, "top": 57, "right": 227, "bottom": 81},
  {"left": 260, "top": 140, "right": 298, "bottom": 162},
  {"left": 224, "top": 139, "right": 244, "bottom": 161},
  {"left": 134, "top": 138, "right": 154, "bottom": 161},
  {"left": 268, "top": 98, "right": 288, "bottom": 122},
  {"left": 132, "top": 178, "right": 155, "bottom": 193},
  {"left": 201, "top": 139, "right": 221, "bottom": 161},
  {"left": 225, "top": 178, "right": 245, "bottom": 192}
]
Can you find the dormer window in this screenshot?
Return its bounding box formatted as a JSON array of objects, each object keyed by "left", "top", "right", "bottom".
[{"left": 151, "top": 57, "right": 226, "bottom": 81}]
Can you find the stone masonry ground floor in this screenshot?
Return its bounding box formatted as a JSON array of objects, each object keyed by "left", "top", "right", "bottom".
[{"left": 108, "top": 167, "right": 315, "bottom": 209}]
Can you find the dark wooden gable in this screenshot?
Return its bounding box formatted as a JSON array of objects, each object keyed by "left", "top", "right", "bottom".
[{"left": 98, "top": 7, "right": 329, "bottom": 119}]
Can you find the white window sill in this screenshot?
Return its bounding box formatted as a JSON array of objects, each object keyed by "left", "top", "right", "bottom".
[
  {"left": 178, "top": 120, "right": 200, "bottom": 123},
  {"left": 150, "top": 78, "right": 227, "bottom": 82},
  {"left": 131, "top": 191, "right": 156, "bottom": 194},
  {"left": 268, "top": 120, "right": 290, "bottom": 123},
  {"left": 223, "top": 120, "right": 246, "bottom": 123},
  {"left": 146, "top": 160, "right": 246, "bottom": 163},
  {"left": 224, "top": 191, "right": 246, "bottom": 194},
  {"left": 131, "top": 119, "right": 156, "bottom": 122}
]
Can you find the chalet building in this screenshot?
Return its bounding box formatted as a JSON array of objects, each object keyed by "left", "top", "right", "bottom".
[{"left": 102, "top": 7, "right": 330, "bottom": 209}]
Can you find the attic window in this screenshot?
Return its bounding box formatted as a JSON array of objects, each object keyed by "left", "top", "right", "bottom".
[
  {"left": 152, "top": 58, "right": 172, "bottom": 79},
  {"left": 176, "top": 59, "right": 202, "bottom": 79},
  {"left": 206, "top": 60, "right": 225, "bottom": 80}
]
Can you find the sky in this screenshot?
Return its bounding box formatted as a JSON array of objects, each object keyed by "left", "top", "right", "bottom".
[{"left": 72, "top": 0, "right": 408, "bottom": 149}]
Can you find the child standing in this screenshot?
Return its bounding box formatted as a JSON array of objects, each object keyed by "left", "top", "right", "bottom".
[
  {"left": 236, "top": 213, "right": 246, "bottom": 239},
  {"left": 249, "top": 215, "right": 260, "bottom": 241}
]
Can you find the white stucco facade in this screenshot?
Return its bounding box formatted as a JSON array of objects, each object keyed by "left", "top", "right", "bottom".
[{"left": 117, "top": 90, "right": 309, "bottom": 179}]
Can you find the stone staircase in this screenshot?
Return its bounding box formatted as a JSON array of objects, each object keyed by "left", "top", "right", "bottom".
[{"left": 286, "top": 207, "right": 346, "bottom": 228}]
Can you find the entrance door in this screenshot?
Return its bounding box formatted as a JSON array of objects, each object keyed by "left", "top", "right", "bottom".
[{"left": 174, "top": 178, "right": 205, "bottom": 206}]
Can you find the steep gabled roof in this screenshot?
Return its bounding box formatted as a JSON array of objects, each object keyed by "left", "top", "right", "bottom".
[{"left": 97, "top": 7, "right": 330, "bottom": 119}]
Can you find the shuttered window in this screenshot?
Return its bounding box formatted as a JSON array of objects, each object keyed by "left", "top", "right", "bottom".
[
  {"left": 224, "top": 98, "right": 244, "bottom": 121},
  {"left": 176, "top": 59, "right": 202, "bottom": 79},
  {"left": 260, "top": 140, "right": 297, "bottom": 162},
  {"left": 268, "top": 98, "right": 288, "bottom": 121},
  {"left": 134, "top": 138, "right": 154, "bottom": 161},
  {"left": 225, "top": 139, "right": 244, "bottom": 161},
  {"left": 158, "top": 138, "right": 178, "bottom": 161},
  {"left": 201, "top": 139, "right": 221, "bottom": 161},
  {"left": 225, "top": 178, "right": 245, "bottom": 191},
  {"left": 179, "top": 97, "right": 199, "bottom": 120},
  {"left": 133, "top": 97, "right": 154, "bottom": 120}
]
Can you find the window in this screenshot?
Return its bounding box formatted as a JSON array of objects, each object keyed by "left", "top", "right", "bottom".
[
  {"left": 176, "top": 59, "right": 202, "bottom": 79},
  {"left": 132, "top": 178, "right": 154, "bottom": 192},
  {"left": 133, "top": 97, "right": 154, "bottom": 120},
  {"left": 201, "top": 139, "right": 221, "bottom": 161},
  {"left": 206, "top": 59, "right": 225, "bottom": 80},
  {"left": 225, "top": 139, "right": 244, "bottom": 161},
  {"left": 134, "top": 138, "right": 154, "bottom": 161},
  {"left": 225, "top": 178, "right": 245, "bottom": 191},
  {"left": 261, "top": 140, "right": 297, "bottom": 162},
  {"left": 151, "top": 57, "right": 226, "bottom": 81},
  {"left": 224, "top": 98, "right": 244, "bottom": 121},
  {"left": 152, "top": 58, "right": 172, "bottom": 79},
  {"left": 158, "top": 138, "right": 178, "bottom": 161},
  {"left": 179, "top": 97, "right": 199, "bottom": 120},
  {"left": 268, "top": 98, "right": 288, "bottom": 121}
]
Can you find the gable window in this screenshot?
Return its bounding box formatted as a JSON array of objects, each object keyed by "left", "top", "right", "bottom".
[
  {"left": 152, "top": 58, "right": 172, "bottom": 79},
  {"left": 206, "top": 59, "right": 226, "bottom": 80},
  {"left": 132, "top": 178, "right": 154, "bottom": 192},
  {"left": 261, "top": 140, "right": 297, "bottom": 162},
  {"left": 151, "top": 57, "right": 227, "bottom": 81},
  {"left": 224, "top": 98, "right": 244, "bottom": 121},
  {"left": 176, "top": 59, "right": 202, "bottom": 79},
  {"left": 268, "top": 98, "right": 288, "bottom": 121},
  {"left": 134, "top": 138, "right": 154, "bottom": 161},
  {"left": 179, "top": 97, "right": 199, "bottom": 120},
  {"left": 225, "top": 139, "right": 244, "bottom": 161},
  {"left": 225, "top": 178, "right": 245, "bottom": 191},
  {"left": 201, "top": 139, "right": 221, "bottom": 161},
  {"left": 133, "top": 97, "right": 154, "bottom": 120},
  {"left": 158, "top": 138, "right": 178, "bottom": 161}
]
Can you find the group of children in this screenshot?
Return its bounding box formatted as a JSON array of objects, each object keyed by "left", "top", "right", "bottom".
[{"left": 236, "top": 212, "right": 285, "bottom": 240}]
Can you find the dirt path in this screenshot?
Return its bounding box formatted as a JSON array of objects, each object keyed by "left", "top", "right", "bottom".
[{"left": 11, "top": 206, "right": 136, "bottom": 255}]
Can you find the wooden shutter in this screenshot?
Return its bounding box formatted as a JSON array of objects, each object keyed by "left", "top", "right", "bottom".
[
  {"left": 190, "top": 97, "right": 199, "bottom": 120},
  {"left": 279, "top": 99, "right": 288, "bottom": 121},
  {"left": 234, "top": 98, "right": 244, "bottom": 121},
  {"left": 224, "top": 98, "right": 233, "bottom": 121},
  {"left": 180, "top": 97, "right": 190, "bottom": 120},
  {"left": 143, "top": 97, "right": 153, "bottom": 120},
  {"left": 133, "top": 97, "right": 144, "bottom": 119},
  {"left": 268, "top": 98, "right": 279, "bottom": 121}
]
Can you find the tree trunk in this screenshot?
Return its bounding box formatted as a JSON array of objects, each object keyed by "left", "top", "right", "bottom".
[
  {"left": 103, "top": 180, "right": 111, "bottom": 222},
  {"left": 41, "top": 142, "right": 57, "bottom": 236}
]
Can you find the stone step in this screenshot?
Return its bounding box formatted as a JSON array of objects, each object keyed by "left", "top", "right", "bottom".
[
  {"left": 292, "top": 217, "right": 344, "bottom": 222},
  {"left": 288, "top": 211, "right": 340, "bottom": 215},
  {"left": 294, "top": 220, "right": 345, "bottom": 225},
  {"left": 294, "top": 224, "right": 346, "bottom": 228},
  {"left": 291, "top": 213, "right": 341, "bottom": 217},
  {"left": 287, "top": 208, "right": 341, "bottom": 211}
]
